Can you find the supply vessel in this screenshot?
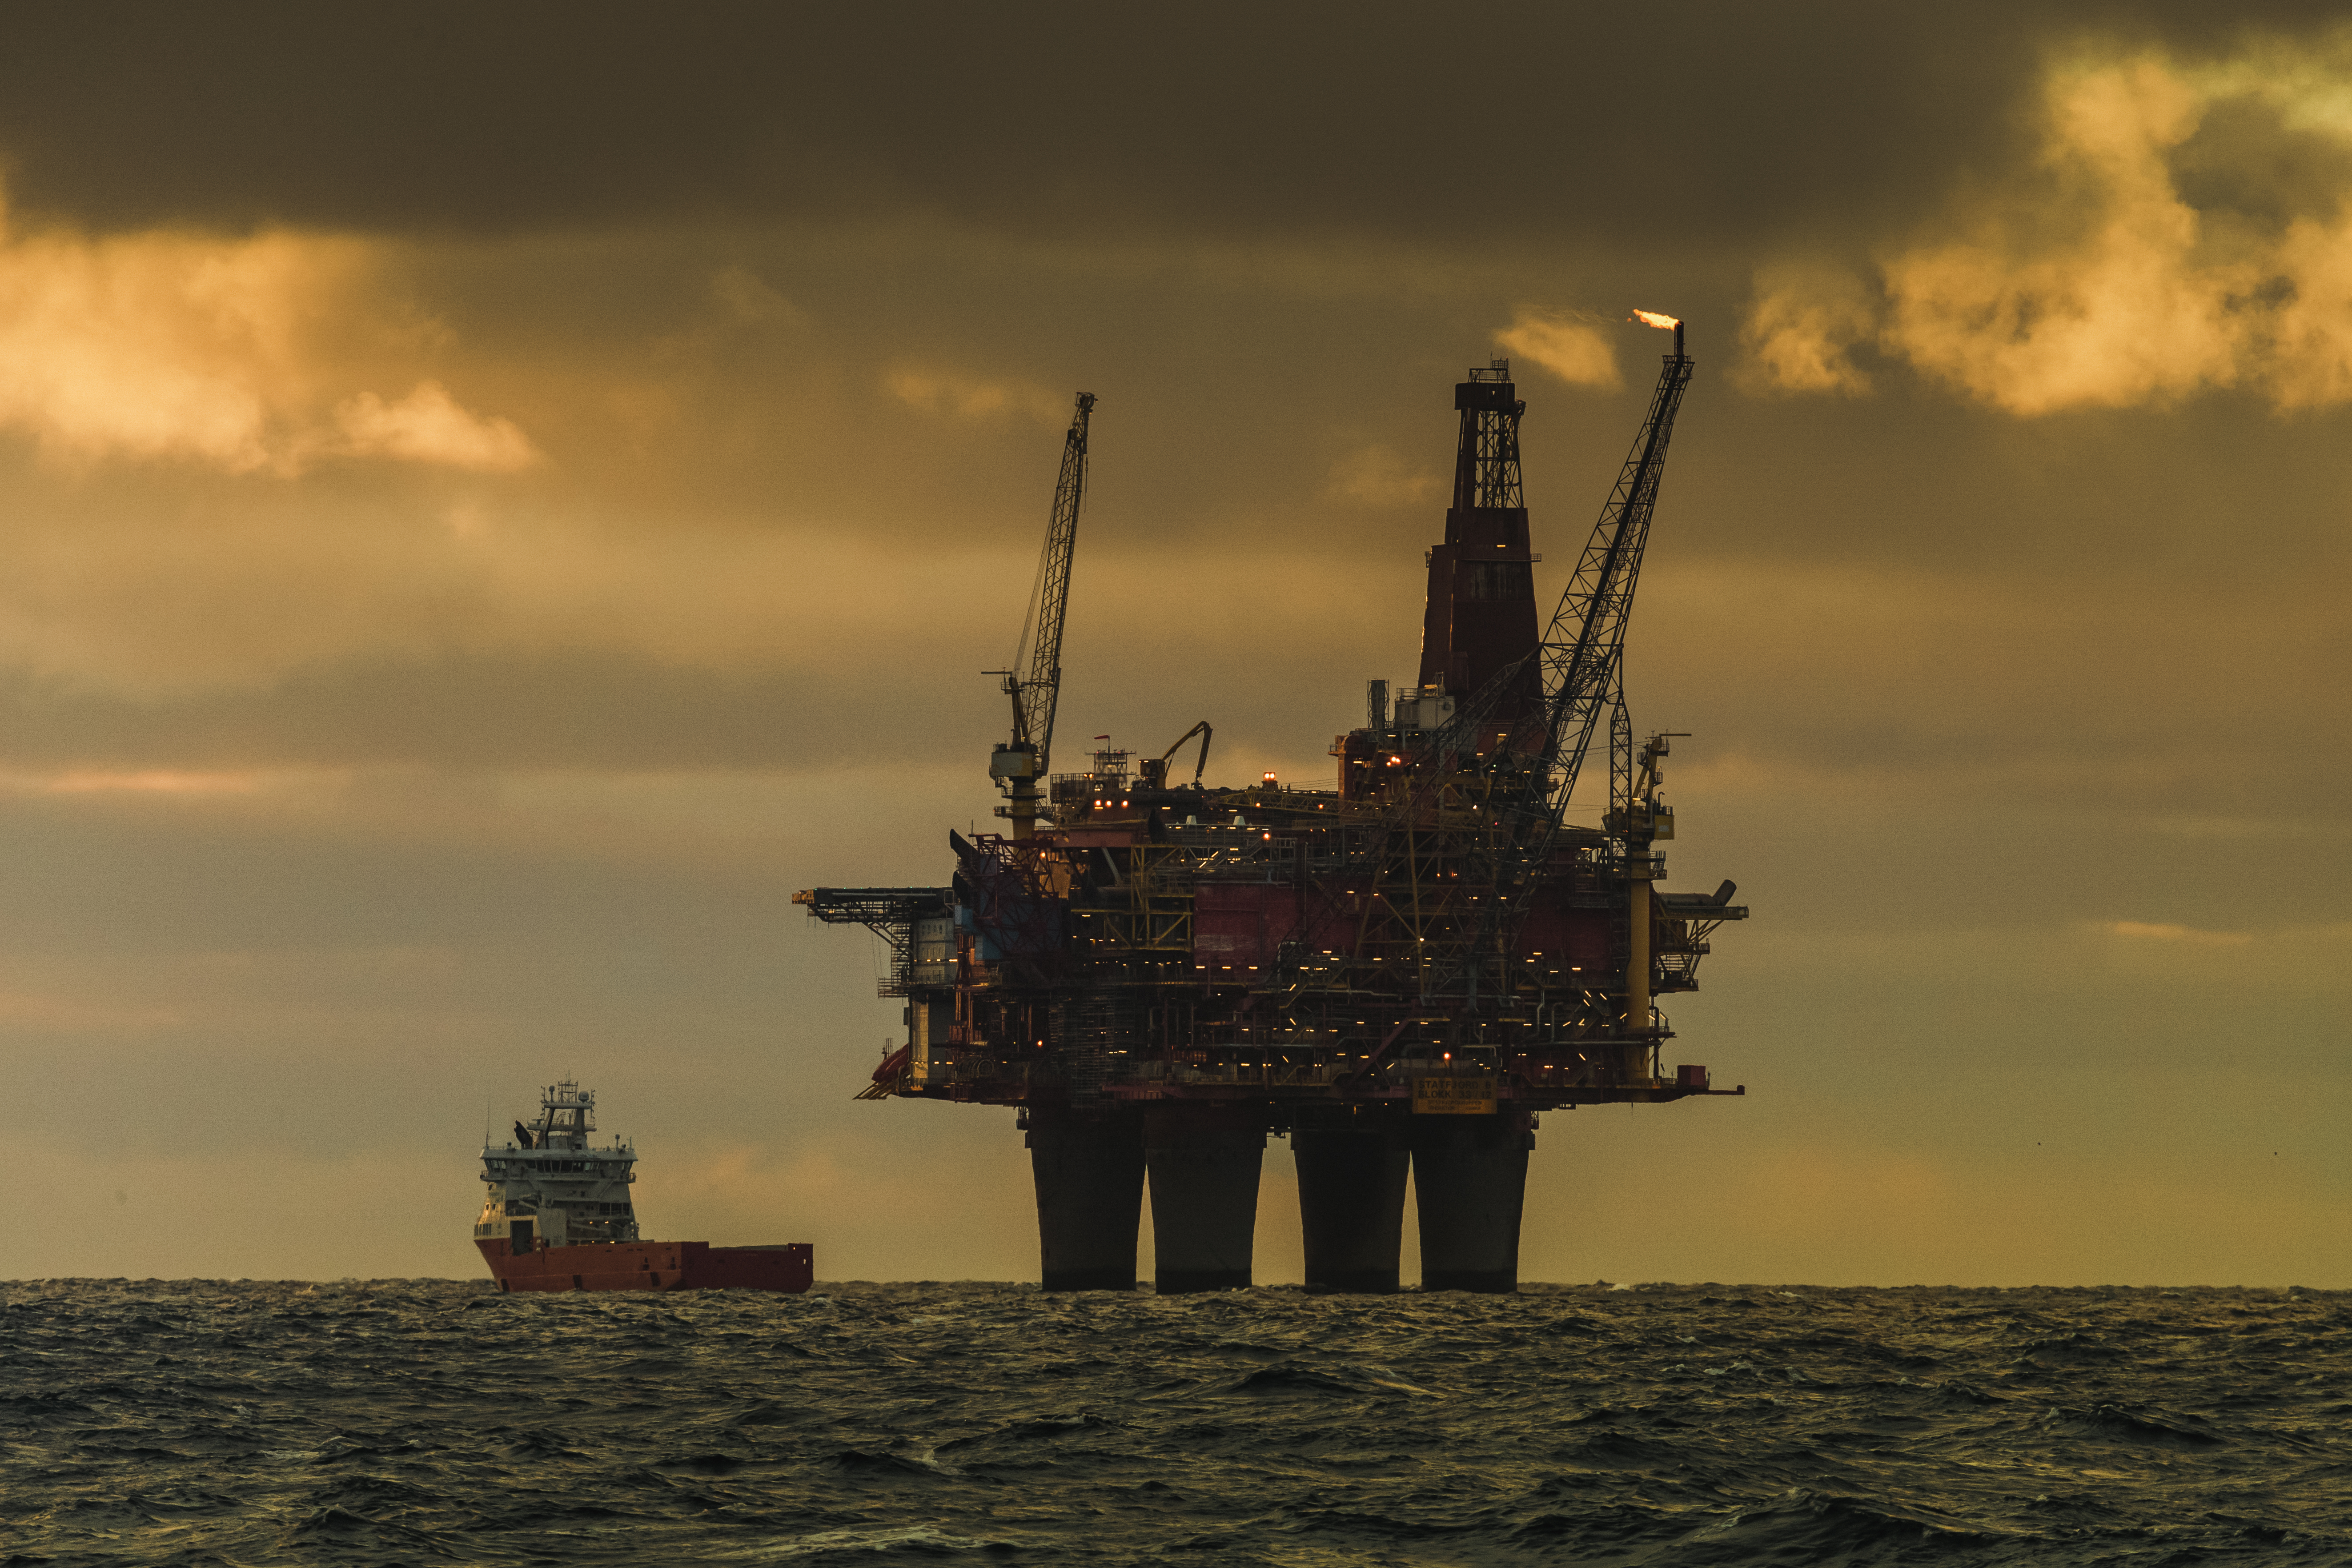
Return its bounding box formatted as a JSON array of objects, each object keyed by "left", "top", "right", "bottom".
[
  {"left": 802, "top": 322, "right": 1747, "bottom": 1294},
  {"left": 475, "top": 1081, "right": 812, "bottom": 1293}
]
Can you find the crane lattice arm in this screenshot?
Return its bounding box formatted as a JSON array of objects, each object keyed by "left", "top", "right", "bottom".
[
  {"left": 993, "top": 392, "right": 1095, "bottom": 838},
  {"left": 1533, "top": 330, "right": 1693, "bottom": 823},
  {"left": 1009, "top": 394, "right": 1096, "bottom": 766}
]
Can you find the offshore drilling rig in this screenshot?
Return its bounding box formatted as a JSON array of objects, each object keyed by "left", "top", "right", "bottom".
[{"left": 800, "top": 322, "right": 1746, "bottom": 1292}]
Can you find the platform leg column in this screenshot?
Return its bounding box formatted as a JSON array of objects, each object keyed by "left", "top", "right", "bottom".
[
  {"left": 1145, "top": 1103, "right": 1264, "bottom": 1293},
  {"left": 1411, "top": 1110, "right": 1533, "bottom": 1293},
  {"left": 1027, "top": 1106, "right": 1144, "bottom": 1291},
  {"left": 1293, "top": 1111, "right": 1409, "bottom": 1292}
]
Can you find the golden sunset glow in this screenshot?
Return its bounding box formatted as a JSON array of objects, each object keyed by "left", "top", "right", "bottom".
[{"left": 0, "top": 9, "right": 2339, "bottom": 1289}]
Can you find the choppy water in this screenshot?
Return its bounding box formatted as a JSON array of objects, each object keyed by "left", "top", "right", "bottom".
[{"left": 2, "top": 1279, "right": 2345, "bottom": 1565}]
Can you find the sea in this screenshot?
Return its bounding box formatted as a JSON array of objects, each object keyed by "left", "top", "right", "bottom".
[{"left": 2, "top": 1279, "right": 2344, "bottom": 1566}]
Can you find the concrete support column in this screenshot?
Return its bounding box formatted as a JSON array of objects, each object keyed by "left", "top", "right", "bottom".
[
  {"left": 1027, "top": 1106, "right": 1144, "bottom": 1291},
  {"left": 1411, "top": 1109, "right": 1534, "bottom": 1293},
  {"left": 1145, "top": 1102, "right": 1264, "bottom": 1292},
  {"left": 1293, "top": 1111, "right": 1410, "bottom": 1292}
]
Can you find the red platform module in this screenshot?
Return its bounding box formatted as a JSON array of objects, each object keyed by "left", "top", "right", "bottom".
[{"left": 476, "top": 1082, "right": 812, "bottom": 1295}]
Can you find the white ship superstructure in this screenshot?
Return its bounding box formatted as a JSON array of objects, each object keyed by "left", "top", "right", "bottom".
[{"left": 476, "top": 1081, "right": 639, "bottom": 1251}]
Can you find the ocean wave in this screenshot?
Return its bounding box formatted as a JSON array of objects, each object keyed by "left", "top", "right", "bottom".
[{"left": 1, "top": 1279, "right": 2344, "bottom": 1565}]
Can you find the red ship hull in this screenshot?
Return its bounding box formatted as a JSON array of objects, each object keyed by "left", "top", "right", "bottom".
[{"left": 478, "top": 1237, "right": 812, "bottom": 1293}]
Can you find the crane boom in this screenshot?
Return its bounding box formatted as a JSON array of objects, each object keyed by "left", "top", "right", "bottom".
[
  {"left": 1146, "top": 720, "right": 1212, "bottom": 787},
  {"left": 991, "top": 392, "right": 1096, "bottom": 838},
  {"left": 1534, "top": 326, "right": 1693, "bottom": 820}
]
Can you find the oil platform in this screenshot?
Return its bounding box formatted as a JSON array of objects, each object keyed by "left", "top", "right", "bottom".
[{"left": 801, "top": 323, "right": 1746, "bottom": 1293}]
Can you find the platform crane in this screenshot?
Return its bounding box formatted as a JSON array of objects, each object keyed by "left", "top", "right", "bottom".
[
  {"left": 1137, "top": 720, "right": 1212, "bottom": 791},
  {"left": 1536, "top": 315, "right": 1693, "bottom": 832},
  {"left": 1521, "top": 314, "right": 1694, "bottom": 1041},
  {"left": 989, "top": 393, "right": 1096, "bottom": 839}
]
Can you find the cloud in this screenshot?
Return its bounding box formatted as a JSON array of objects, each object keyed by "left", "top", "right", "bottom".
[
  {"left": 1325, "top": 443, "right": 1437, "bottom": 506},
  {"left": 32, "top": 769, "right": 285, "bottom": 797},
  {"left": 2097, "top": 919, "right": 2255, "bottom": 947},
  {"left": 333, "top": 381, "right": 538, "bottom": 472},
  {"left": 0, "top": 197, "right": 536, "bottom": 472},
  {"left": 708, "top": 264, "right": 805, "bottom": 327},
  {"left": 1879, "top": 56, "right": 2244, "bottom": 414},
  {"left": 0, "top": 501, "right": 1044, "bottom": 698},
  {"left": 1742, "top": 32, "right": 2352, "bottom": 413},
  {"left": 885, "top": 366, "right": 1068, "bottom": 423},
  {"left": 1736, "top": 265, "right": 1875, "bottom": 395},
  {"left": 0, "top": 9, "right": 2064, "bottom": 257},
  {"left": 2265, "top": 205, "right": 2352, "bottom": 408},
  {"left": 0, "top": 216, "right": 348, "bottom": 470},
  {"left": 0, "top": 987, "right": 182, "bottom": 1034},
  {"left": 1493, "top": 311, "right": 1620, "bottom": 389}
]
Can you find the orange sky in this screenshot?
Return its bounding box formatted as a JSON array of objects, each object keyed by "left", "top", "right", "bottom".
[{"left": 0, "top": 4, "right": 2343, "bottom": 1285}]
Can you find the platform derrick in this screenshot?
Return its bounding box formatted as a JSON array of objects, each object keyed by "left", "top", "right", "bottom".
[{"left": 800, "top": 331, "right": 1748, "bottom": 1294}]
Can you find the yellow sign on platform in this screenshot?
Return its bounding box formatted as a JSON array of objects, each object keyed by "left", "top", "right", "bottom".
[{"left": 1412, "top": 1076, "right": 1497, "bottom": 1115}]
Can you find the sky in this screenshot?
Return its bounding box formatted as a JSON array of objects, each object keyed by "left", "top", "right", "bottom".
[{"left": 1, "top": 2, "right": 2344, "bottom": 1286}]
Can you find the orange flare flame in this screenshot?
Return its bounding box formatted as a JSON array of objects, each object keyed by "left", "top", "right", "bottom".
[{"left": 1631, "top": 309, "right": 1680, "bottom": 330}]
